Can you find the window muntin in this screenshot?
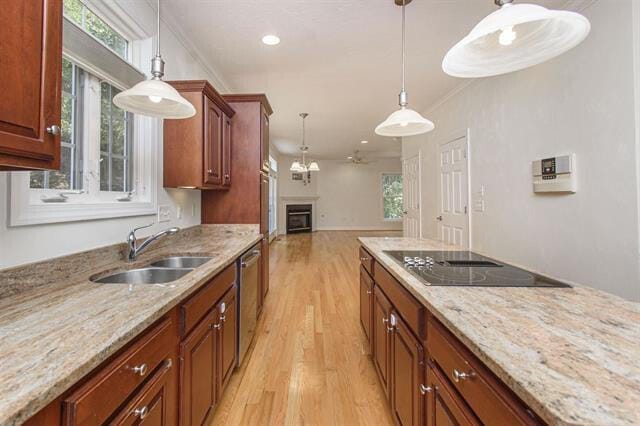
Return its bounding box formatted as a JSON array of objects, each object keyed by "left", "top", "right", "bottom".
[
  {"left": 63, "top": 0, "right": 128, "bottom": 60},
  {"left": 30, "top": 58, "right": 83, "bottom": 191},
  {"left": 382, "top": 173, "right": 403, "bottom": 220},
  {"left": 100, "top": 83, "right": 133, "bottom": 192}
]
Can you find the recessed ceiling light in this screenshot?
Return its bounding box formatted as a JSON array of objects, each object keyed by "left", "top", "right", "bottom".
[
  {"left": 262, "top": 35, "right": 280, "bottom": 46},
  {"left": 361, "top": 140, "right": 368, "bottom": 144},
  {"left": 347, "top": 156, "right": 353, "bottom": 160}
]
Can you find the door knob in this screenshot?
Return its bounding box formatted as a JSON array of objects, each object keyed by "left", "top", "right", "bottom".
[
  {"left": 46, "top": 125, "right": 61, "bottom": 135},
  {"left": 436, "top": 215, "right": 443, "bottom": 221}
]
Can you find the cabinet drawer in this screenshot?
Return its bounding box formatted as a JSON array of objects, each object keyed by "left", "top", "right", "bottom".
[
  {"left": 62, "top": 317, "right": 174, "bottom": 425},
  {"left": 110, "top": 358, "right": 176, "bottom": 425},
  {"left": 180, "top": 263, "right": 236, "bottom": 337},
  {"left": 374, "top": 262, "right": 425, "bottom": 340},
  {"left": 359, "top": 246, "right": 374, "bottom": 276},
  {"left": 427, "top": 319, "right": 540, "bottom": 426}
]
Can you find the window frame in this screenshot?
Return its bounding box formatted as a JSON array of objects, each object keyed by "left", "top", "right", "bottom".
[
  {"left": 8, "top": 3, "right": 158, "bottom": 227},
  {"left": 381, "top": 172, "right": 404, "bottom": 222}
]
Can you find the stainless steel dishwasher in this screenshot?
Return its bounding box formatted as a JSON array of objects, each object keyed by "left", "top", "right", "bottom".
[{"left": 237, "top": 243, "right": 261, "bottom": 366}]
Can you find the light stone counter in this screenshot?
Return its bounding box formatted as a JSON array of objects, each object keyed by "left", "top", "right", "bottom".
[
  {"left": 358, "top": 237, "right": 640, "bottom": 426},
  {"left": 0, "top": 224, "right": 262, "bottom": 426}
]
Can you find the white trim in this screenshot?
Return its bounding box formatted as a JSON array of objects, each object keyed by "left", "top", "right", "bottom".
[
  {"left": 315, "top": 227, "right": 403, "bottom": 232},
  {"left": 633, "top": 0, "right": 640, "bottom": 260}
]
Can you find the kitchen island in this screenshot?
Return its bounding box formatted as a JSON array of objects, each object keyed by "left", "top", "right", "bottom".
[{"left": 359, "top": 236, "right": 639, "bottom": 426}]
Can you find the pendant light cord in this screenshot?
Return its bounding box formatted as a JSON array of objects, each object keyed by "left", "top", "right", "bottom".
[
  {"left": 156, "top": 0, "right": 161, "bottom": 56},
  {"left": 401, "top": 0, "right": 406, "bottom": 92}
]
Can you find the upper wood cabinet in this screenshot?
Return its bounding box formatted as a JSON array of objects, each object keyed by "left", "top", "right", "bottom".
[
  {"left": 163, "top": 81, "right": 234, "bottom": 189},
  {"left": 0, "top": 0, "right": 63, "bottom": 171},
  {"left": 201, "top": 94, "right": 273, "bottom": 233}
]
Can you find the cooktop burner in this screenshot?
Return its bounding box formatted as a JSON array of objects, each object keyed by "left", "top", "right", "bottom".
[{"left": 384, "top": 251, "right": 571, "bottom": 288}]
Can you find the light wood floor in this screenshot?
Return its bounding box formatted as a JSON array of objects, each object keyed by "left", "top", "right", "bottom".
[{"left": 211, "top": 231, "right": 400, "bottom": 425}]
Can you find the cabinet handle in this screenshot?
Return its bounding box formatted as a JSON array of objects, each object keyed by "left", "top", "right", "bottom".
[
  {"left": 134, "top": 406, "right": 149, "bottom": 419},
  {"left": 382, "top": 317, "right": 389, "bottom": 324},
  {"left": 220, "top": 314, "right": 226, "bottom": 322},
  {"left": 213, "top": 323, "right": 222, "bottom": 330},
  {"left": 132, "top": 363, "right": 148, "bottom": 376},
  {"left": 366, "top": 290, "right": 372, "bottom": 295},
  {"left": 452, "top": 369, "right": 475, "bottom": 383},
  {"left": 360, "top": 257, "right": 370, "bottom": 262},
  {"left": 386, "top": 326, "right": 395, "bottom": 333},
  {"left": 208, "top": 169, "right": 213, "bottom": 174},
  {"left": 419, "top": 384, "right": 433, "bottom": 395},
  {"left": 46, "top": 125, "right": 61, "bottom": 135},
  {"left": 224, "top": 174, "right": 230, "bottom": 181}
]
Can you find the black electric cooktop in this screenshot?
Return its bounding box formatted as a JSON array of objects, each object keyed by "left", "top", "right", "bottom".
[{"left": 384, "top": 251, "right": 571, "bottom": 288}]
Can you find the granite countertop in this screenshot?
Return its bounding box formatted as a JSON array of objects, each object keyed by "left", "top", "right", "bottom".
[
  {"left": 0, "top": 224, "right": 262, "bottom": 426},
  {"left": 358, "top": 237, "right": 640, "bottom": 426}
]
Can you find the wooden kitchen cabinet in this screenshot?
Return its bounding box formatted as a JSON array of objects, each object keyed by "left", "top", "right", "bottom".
[
  {"left": 218, "top": 285, "right": 238, "bottom": 394},
  {"left": 180, "top": 309, "right": 220, "bottom": 426},
  {"left": 163, "top": 80, "right": 235, "bottom": 189},
  {"left": 373, "top": 286, "right": 393, "bottom": 400},
  {"left": 426, "top": 363, "right": 480, "bottom": 426},
  {"left": 390, "top": 311, "right": 424, "bottom": 426},
  {"left": 359, "top": 266, "right": 373, "bottom": 349},
  {"left": 0, "top": 0, "right": 63, "bottom": 171}
]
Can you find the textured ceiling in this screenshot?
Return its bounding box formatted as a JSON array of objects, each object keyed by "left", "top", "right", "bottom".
[{"left": 159, "top": 0, "right": 569, "bottom": 160}]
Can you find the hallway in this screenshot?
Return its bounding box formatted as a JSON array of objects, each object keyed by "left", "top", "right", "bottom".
[{"left": 211, "top": 231, "right": 399, "bottom": 425}]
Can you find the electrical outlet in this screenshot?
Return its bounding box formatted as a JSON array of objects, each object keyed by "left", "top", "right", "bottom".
[{"left": 158, "top": 205, "right": 171, "bottom": 222}]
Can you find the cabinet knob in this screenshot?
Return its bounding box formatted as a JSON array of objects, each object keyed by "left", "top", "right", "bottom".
[
  {"left": 213, "top": 323, "right": 222, "bottom": 330},
  {"left": 452, "top": 368, "right": 475, "bottom": 383},
  {"left": 134, "top": 406, "right": 149, "bottom": 419},
  {"left": 46, "top": 125, "right": 60, "bottom": 135},
  {"left": 419, "top": 384, "right": 433, "bottom": 395},
  {"left": 208, "top": 169, "right": 213, "bottom": 174},
  {"left": 224, "top": 174, "right": 230, "bottom": 181},
  {"left": 132, "top": 363, "right": 148, "bottom": 376}
]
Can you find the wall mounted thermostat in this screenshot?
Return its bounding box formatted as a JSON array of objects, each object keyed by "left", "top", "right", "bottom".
[{"left": 532, "top": 154, "right": 576, "bottom": 193}]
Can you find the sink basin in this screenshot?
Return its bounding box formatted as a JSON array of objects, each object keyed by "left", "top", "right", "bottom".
[
  {"left": 93, "top": 267, "right": 193, "bottom": 284},
  {"left": 150, "top": 256, "right": 213, "bottom": 269}
]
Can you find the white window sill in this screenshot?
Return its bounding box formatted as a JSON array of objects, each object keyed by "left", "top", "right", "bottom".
[{"left": 383, "top": 218, "right": 403, "bottom": 222}]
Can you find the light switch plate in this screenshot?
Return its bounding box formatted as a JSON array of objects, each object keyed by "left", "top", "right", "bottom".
[{"left": 158, "top": 205, "right": 171, "bottom": 223}]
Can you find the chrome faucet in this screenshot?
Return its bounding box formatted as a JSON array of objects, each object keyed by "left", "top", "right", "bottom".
[{"left": 127, "top": 223, "right": 180, "bottom": 261}]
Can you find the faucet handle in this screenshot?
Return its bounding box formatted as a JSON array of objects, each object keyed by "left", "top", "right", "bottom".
[{"left": 131, "top": 222, "right": 154, "bottom": 236}]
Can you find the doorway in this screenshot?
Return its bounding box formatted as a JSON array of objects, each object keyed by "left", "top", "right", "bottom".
[
  {"left": 437, "top": 133, "right": 470, "bottom": 248},
  {"left": 403, "top": 154, "right": 421, "bottom": 238}
]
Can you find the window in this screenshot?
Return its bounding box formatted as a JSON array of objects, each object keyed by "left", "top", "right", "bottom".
[
  {"left": 382, "top": 174, "right": 403, "bottom": 220},
  {"left": 63, "top": 0, "right": 128, "bottom": 59},
  {"left": 10, "top": 0, "right": 157, "bottom": 226},
  {"left": 30, "top": 58, "right": 84, "bottom": 191},
  {"left": 100, "top": 83, "right": 133, "bottom": 192}
]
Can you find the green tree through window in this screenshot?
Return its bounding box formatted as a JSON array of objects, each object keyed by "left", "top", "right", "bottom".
[{"left": 383, "top": 174, "right": 403, "bottom": 220}]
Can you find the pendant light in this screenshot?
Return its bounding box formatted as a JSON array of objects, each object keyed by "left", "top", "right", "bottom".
[
  {"left": 113, "top": 0, "right": 196, "bottom": 119},
  {"left": 290, "top": 113, "right": 320, "bottom": 173},
  {"left": 442, "top": 0, "right": 591, "bottom": 78},
  {"left": 375, "top": 0, "right": 434, "bottom": 138}
]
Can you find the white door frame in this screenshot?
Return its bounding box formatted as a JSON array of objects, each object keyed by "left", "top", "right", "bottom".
[
  {"left": 437, "top": 129, "right": 472, "bottom": 248},
  {"left": 402, "top": 152, "right": 422, "bottom": 238}
]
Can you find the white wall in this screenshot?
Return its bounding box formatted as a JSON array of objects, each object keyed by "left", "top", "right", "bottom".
[
  {"left": 403, "top": 0, "right": 640, "bottom": 301},
  {"left": 0, "top": 2, "right": 229, "bottom": 269},
  {"left": 277, "top": 157, "right": 403, "bottom": 233}
]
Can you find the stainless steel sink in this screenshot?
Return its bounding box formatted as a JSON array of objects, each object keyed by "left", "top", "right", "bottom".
[
  {"left": 93, "top": 267, "right": 193, "bottom": 284},
  {"left": 150, "top": 256, "right": 212, "bottom": 269}
]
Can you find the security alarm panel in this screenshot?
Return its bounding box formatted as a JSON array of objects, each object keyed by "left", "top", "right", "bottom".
[{"left": 532, "top": 154, "right": 576, "bottom": 193}]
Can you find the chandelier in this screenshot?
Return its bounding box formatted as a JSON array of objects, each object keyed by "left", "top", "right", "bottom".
[{"left": 290, "top": 113, "right": 320, "bottom": 173}]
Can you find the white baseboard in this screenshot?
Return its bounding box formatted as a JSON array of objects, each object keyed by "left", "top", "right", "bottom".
[{"left": 315, "top": 226, "right": 403, "bottom": 231}]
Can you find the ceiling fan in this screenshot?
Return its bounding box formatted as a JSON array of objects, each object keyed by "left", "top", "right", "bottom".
[{"left": 341, "top": 150, "right": 374, "bottom": 165}]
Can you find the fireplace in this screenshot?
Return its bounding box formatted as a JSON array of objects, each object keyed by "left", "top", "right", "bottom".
[{"left": 286, "top": 204, "right": 312, "bottom": 234}]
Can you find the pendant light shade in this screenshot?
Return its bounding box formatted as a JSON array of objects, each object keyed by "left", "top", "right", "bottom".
[
  {"left": 290, "top": 113, "right": 320, "bottom": 173},
  {"left": 442, "top": 1, "right": 591, "bottom": 78},
  {"left": 113, "top": 79, "right": 195, "bottom": 119},
  {"left": 307, "top": 161, "right": 320, "bottom": 172},
  {"left": 375, "top": 107, "right": 434, "bottom": 137},
  {"left": 376, "top": 0, "right": 434, "bottom": 138},
  {"left": 113, "top": 0, "right": 196, "bottom": 119},
  {"left": 290, "top": 161, "right": 302, "bottom": 172}
]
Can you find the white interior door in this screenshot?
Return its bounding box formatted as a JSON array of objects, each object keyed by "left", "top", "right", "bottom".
[
  {"left": 403, "top": 155, "right": 420, "bottom": 238},
  {"left": 437, "top": 136, "right": 469, "bottom": 248}
]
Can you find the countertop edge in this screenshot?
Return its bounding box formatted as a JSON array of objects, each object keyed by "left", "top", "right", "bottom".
[{"left": 4, "top": 233, "right": 262, "bottom": 426}]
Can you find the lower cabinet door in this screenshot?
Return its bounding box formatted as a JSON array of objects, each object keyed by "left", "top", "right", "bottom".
[
  {"left": 180, "top": 309, "right": 219, "bottom": 426},
  {"left": 359, "top": 266, "right": 373, "bottom": 347},
  {"left": 218, "top": 285, "right": 238, "bottom": 393},
  {"left": 372, "top": 287, "right": 392, "bottom": 399},
  {"left": 426, "top": 364, "right": 480, "bottom": 426},
  {"left": 110, "top": 359, "right": 176, "bottom": 425},
  {"left": 390, "top": 312, "right": 424, "bottom": 426}
]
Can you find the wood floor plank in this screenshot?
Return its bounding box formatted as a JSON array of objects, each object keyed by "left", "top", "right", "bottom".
[{"left": 211, "top": 231, "right": 399, "bottom": 425}]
